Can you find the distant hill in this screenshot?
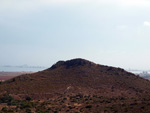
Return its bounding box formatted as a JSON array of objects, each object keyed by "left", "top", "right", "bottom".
[
  {"left": 138, "top": 72, "right": 150, "bottom": 79},
  {"left": 0, "top": 58, "right": 150, "bottom": 98},
  {"left": 1, "top": 58, "right": 150, "bottom": 112}
]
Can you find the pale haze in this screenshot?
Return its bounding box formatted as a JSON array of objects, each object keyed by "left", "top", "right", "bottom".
[{"left": 0, "top": 0, "right": 150, "bottom": 70}]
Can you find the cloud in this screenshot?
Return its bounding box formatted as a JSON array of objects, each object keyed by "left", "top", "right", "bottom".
[
  {"left": 1, "top": 0, "right": 150, "bottom": 14},
  {"left": 144, "top": 21, "right": 150, "bottom": 26},
  {"left": 116, "top": 25, "right": 128, "bottom": 30},
  {"left": 38, "top": 0, "right": 87, "bottom": 4},
  {"left": 0, "top": 0, "right": 92, "bottom": 14},
  {"left": 120, "top": 0, "right": 150, "bottom": 6}
]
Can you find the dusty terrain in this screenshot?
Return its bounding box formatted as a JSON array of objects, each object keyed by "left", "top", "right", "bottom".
[
  {"left": 0, "top": 58, "right": 150, "bottom": 113},
  {"left": 0, "top": 72, "right": 33, "bottom": 81}
]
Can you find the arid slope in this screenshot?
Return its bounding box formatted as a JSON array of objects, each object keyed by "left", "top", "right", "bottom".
[{"left": 0, "top": 58, "right": 150, "bottom": 99}]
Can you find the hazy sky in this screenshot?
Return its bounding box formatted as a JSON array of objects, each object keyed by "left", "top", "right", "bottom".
[{"left": 0, "top": 0, "right": 150, "bottom": 70}]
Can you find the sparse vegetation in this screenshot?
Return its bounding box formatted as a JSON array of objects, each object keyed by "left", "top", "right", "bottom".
[
  {"left": 0, "top": 94, "right": 150, "bottom": 113},
  {"left": 1, "top": 59, "right": 150, "bottom": 112},
  {"left": 0, "top": 95, "right": 14, "bottom": 103}
]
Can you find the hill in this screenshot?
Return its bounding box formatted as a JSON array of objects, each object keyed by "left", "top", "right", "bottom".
[{"left": 1, "top": 58, "right": 150, "bottom": 113}]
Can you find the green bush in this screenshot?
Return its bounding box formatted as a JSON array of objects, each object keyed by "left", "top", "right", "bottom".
[
  {"left": 7, "top": 100, "right": 21, "bottom": 106},
  {"left": 1, "top": 107, "right": 8, "bottom": 112},
  {"left": 0, "top": 95, "right": 14, "bottom": 103},
  {"left": 20, "top": 101, "right": 34, "bottom": 109},
  {"left": 26, "top": 108, "right": 32, "bottom": 113}
]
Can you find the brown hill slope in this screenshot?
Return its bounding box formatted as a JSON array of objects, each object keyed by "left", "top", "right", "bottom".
[{"left": 0, "top": 58, "right": 150, "bottom": 99}]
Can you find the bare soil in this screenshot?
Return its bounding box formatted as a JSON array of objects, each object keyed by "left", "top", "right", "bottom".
[{"left": 0, "top": 72, "right": 33, "bottom": 81}]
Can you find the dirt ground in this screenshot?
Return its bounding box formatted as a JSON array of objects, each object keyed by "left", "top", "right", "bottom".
[{"left": 0, "top": 72, "right": 33, "bottom": 81}]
